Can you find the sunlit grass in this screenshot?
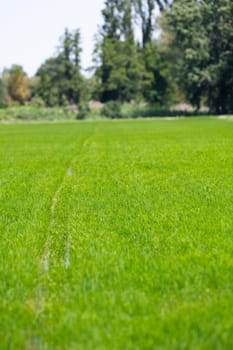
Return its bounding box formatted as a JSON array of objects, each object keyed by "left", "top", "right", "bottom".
[{"left": 0, "top": 118, "right": 232, "bottom": 349}]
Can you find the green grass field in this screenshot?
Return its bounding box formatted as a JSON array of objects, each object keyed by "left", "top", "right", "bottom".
[{"left": 0, "top": 117, "right": 233, "bottom": 349}]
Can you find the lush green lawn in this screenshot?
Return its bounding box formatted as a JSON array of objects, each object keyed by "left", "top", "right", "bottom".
[{"left": 0, "top": 118, "right": 233, "bottom": 349}]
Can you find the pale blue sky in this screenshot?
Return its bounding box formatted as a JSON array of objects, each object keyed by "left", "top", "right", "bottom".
[{"left": 0, "top": 0, "right": 104, "bottom": 76}]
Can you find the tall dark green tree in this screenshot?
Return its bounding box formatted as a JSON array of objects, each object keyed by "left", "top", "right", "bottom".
[
  {"left": 63, "top": 28, "right": 73, "bottom": 102},
  {"left": 140, "top": 41, "right": 173, "bottom": 104},
  {"left": 166, "top": 0, "right": 233, "bottom": 112},
  {"left": 133, "top": 0, "right": 170, "bottom": 48},
  {"left": 131, "top": 0, "right": 174, "bottom": 104},
  {"left": 36, "top": 28, "right": 83, "bottom": 106},
  {"left": 95, "top": 0, "right": 142, "bottom": 102},
  {"left": 36, "top": 55, "right": 64, "bottom": 106},
  {"left": 134, "top": 0, "right": 155, "bottom": 48},
  {"left": 72, "top": 29, "right": 83, "bottom": 103}
]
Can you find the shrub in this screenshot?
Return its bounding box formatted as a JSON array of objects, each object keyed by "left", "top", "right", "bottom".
[
  {"left": 30, "top": 96, "right": 45, "bottom": 107},
  {"left": 76, "top": 103, "right": 90, "bottom": 120},
  {"left": 101, "top": 101, "right": 122, "bottom": 119}
]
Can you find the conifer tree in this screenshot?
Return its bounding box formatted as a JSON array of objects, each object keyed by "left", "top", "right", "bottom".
[
  {"left": 95, "top": 0, "right": 142, "bottom": 102},
  {"left": 36, "top": 28, "right": 83, "bottom": 106}
]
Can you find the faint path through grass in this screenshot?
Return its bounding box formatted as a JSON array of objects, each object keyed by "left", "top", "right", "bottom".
[{"left": 42, "top": 126, "right": 98, "bottom": 272}]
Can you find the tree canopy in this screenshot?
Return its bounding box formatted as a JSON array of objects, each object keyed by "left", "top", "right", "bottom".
[
  {"left": 166, "top": 0, "right": 233, "bottom": 112},
  {"left": 36, "top": 28, "right": 83, "bottom": 106}
]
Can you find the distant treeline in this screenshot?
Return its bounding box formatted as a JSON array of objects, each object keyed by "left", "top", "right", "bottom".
[{"left": 0, "top": 0, "right": 232, "bottom": 114}]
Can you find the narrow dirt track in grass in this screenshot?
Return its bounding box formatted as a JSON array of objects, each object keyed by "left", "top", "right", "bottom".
[{"left": 42, "top": 126, "right": 98, "bottom": 272}]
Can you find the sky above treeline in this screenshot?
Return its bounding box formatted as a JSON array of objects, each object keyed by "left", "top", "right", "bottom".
[{"left": 0, "top": 0, "right": 105, "bottom": 76}]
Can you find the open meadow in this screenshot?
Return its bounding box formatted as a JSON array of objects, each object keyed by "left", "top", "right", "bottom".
[{"left": 0, "top": 117, "right": 233, "bottom": 349}]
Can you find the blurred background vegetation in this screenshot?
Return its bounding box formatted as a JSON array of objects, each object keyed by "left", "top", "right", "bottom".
[{"left": 0, "top": 0, "right": 232, "bottom": 120}]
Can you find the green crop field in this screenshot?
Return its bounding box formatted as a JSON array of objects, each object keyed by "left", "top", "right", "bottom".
[{"left": 0, "top": 117, "right": 233, "bottom": 349}]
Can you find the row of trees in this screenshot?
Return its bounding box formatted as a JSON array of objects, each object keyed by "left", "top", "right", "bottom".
[
  {"left": 94, "top": 0, "right": 175, "bottom": 104},
  {"left": 0, "top": 0, "right": 232, "bottom": 113},
  {"left": 0, "top": 29, "right": 84, "bottom": 107}
]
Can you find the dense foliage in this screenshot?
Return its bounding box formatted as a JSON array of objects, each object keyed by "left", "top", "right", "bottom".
[
  {"left": 166, "top": 0, "right": 233, "bottom": 113},
  {"left": 36, "top": 29, "right": 83, "bottom": 106},
  {"left": 94, "top": 0, "right": 174, "bottom": 104},
  {"left": 0, "top": 65, "right": 30, "bottom": 106}
]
